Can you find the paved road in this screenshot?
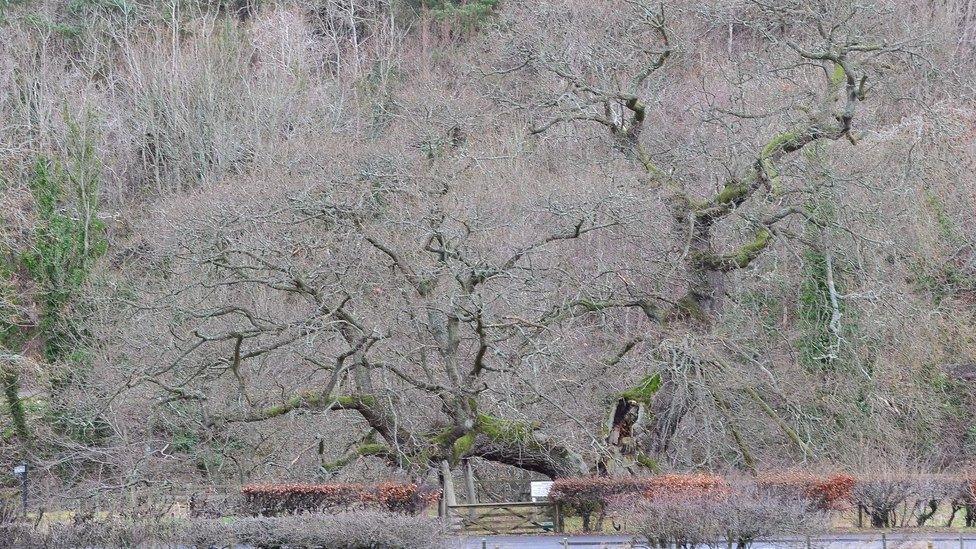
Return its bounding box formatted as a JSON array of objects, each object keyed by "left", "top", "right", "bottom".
[{"left": 458, "top": 533, "right": 976, "bottom": 549}]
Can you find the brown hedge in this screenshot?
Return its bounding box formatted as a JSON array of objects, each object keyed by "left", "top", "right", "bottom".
[
  {"left": 756, "top": 472, "right": 856, "bottom": 510},
  {"left": 549, "top": 471, "right": 976, "bottom": 518},
  {"left": 241, "top": 482, "right": 440, "bottom": 516},
  {"left": 548, "top": 472, "right": 859, "bottom": 515},
  {"left": 548, "top": 474, "right": 726, "bottom": 511}
]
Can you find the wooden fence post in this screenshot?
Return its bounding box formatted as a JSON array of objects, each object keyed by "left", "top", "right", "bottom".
[
  {"left": 462, "top": 458, "right": 478, "bottom": 520},
  {"left": 440, "top": 460, "right": 457, "bottom": 507},
  {"left": 462, "top": 458, "right": 477, "bottom": 504}
]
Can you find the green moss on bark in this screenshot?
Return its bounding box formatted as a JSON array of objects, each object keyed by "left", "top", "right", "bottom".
[
  {"left": 451, "top": 431, "right": 476, "bottom": 460},
  {"left": 712, "top": 182, "right": 750, "bottom": 205},
  {"left": 476, "top": 413, "right": 534, "bottom": 442},
  {"left": 730, "top": 229, "right": 771, "bottom": 268},
  {"left": 761, "top": 130, "right": 802, "bottom": 158},
  {"left": 1, "top": 368, "right": 29, "bottom": 445},
  {"left": 619, "top": 372, "right": 662, "bottom": 406}
]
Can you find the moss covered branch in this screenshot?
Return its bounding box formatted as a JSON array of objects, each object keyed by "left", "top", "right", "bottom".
[
  {"left": 693, "top": 229, "right": 773, "bottom": 271},
  {"left": 225, "top": 392, "right": 377, "bottom": 424},
  {"left": 432, "top": 413, "right": 586, "bottom": 478},
  {"left": 321, "top": 438, "right": 393, "bottom": 475}
]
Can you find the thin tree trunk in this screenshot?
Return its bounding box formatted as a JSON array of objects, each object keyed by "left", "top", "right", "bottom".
[{"left": 1, "top": 364, "right": 30, "bottom": 449}]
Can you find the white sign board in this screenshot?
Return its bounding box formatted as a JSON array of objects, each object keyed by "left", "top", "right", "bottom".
[
  {"left": 530, "top": 481, "right": 553, "bottom": 501},
  {"left": 13, "top": 465, "right": 26, "bottom": 476}
]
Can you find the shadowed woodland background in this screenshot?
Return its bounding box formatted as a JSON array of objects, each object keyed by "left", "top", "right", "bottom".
[{"left": 1, "top": 0, "right": 975, "bottom": 502}]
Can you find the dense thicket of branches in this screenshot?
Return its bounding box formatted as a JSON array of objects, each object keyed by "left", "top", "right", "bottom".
[{"left": 1, "top": 0, "right": 974, "bottom": 497}]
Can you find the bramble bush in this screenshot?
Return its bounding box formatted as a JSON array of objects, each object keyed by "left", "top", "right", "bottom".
[
  {"left": 624, "top": 485, "right": 826, "bottom": 549},
  {"left": 227, "top": 512, "right": 448, "bottom": 549},
  {"left": 3, "top": 511, "right": 448, "bottom": 549}
]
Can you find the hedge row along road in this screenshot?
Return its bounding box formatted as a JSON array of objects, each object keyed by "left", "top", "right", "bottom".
[{"left": 459, "top": 533, "right": 976, "bottom": 549}]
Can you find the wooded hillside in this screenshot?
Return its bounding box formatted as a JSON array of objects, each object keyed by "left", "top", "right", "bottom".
[{"left": 1, "top": 0, "right": 975, "bottom": 497}]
